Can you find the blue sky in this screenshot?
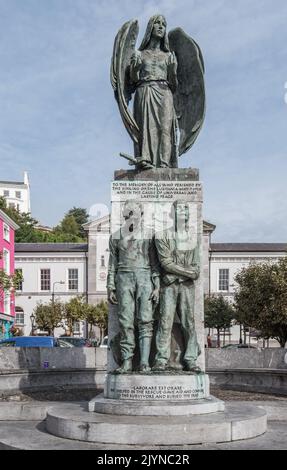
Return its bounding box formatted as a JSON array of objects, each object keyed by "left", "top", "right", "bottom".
[{"left": 0, "top": 0, "right": 287, "bottom": 241}]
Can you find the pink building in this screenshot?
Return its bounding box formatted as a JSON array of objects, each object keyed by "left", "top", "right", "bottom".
[{"left": 0, "top": 209, "right": 19, "bottom": 339}]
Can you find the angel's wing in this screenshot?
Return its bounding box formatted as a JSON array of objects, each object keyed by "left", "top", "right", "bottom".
[
  {"left": 168, "top": 28, "right": 205, "bottom": 157},
  {"left": 111, "top": 20, "right": 140, "bottom": 145}
]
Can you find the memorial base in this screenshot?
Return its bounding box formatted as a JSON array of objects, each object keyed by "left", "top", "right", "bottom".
[
  {"left": 46, "top": 402, "right": 267, "bottom": 445},
  {"left": 104, "top": 372, "right": 210, "bottom": 401}
]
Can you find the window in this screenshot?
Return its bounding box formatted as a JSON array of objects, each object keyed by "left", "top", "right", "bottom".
[
  {"left": 9, "top": 203, "right": 16, "bottom": 210},
  {"left": 218, "top": 269, "right": 229, "bottom": 291},
  {"left": 15, "top": 191, "right": 21, "bottom": 199},
  {"left": 3, "top": 190, "right": 9, "bottom": 197},
  {"left": 3, "top": 249, "right": 10, "bottom": 274},
  {"left": 15, "top": 308, "right": 25, "bottom": 326},
  {"left": 40, "top": 269, "right": 51, "bottom": 291},
  {"left": 15, "top": 269, "right": 23, "bottom": 291},
  {"left": 3, "top": 224, "right": 10, "bottom": 242},
  {"left": 73, "top": 322, "right": 80, "bottom": 334},
  {"left": 68, "top": 269, "right": 78, "bottom": 291},
  {"left": 101, "top": 256, "right": 105, "bottom": 267}
]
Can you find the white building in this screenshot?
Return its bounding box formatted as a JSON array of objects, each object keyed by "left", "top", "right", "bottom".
[
  {"left": 15, "top": 243, "right": 88, "bottom": 337},
  {"left": 14, "top": 216, "right": 287, "bottom": 346},
  {"left": 209, "top": 243, "right": 287, "bottom": 346},
  {"left": 0, "top": 171, "right": 31, "bottom": 213}
]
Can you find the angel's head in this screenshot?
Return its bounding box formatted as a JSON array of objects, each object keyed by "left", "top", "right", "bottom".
[{"left": 139, "top": 15, "right": 170, "bottom": 52}]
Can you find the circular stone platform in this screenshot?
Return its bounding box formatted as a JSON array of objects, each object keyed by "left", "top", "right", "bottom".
[
  {"left": 89, "top": 394, "right": 224, "bottom": 416},
  {"left": 46, "top": 403, "right": 267, "bottom": 445}
]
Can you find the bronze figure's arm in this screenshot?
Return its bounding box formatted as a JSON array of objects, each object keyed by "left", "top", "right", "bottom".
[{"left": 155, "top": 235, "right": 198, "bottom": 280}]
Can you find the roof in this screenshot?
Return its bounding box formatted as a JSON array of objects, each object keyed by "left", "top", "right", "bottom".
[
  {"left": 0, "top": 181, "right": 26, "bottom": 186},
  {"left": 15, "top": 243, "right": 88, "bottom": 253},
  {"left": 203, "top": 221, "right": 216, "bottom": 233},
  {"left": 211, "top": 243, "right": 287, "bottom": 253},
  {"left": 0, "top": 209, "right": 19, "bottom": 230},
  {"left": 83, "top": 214, "right": 110, "bottom": 230}
]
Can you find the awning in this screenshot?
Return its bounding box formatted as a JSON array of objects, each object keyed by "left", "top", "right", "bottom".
[{"left": 0, "top": 313, "right": 14, "bottom": 322}]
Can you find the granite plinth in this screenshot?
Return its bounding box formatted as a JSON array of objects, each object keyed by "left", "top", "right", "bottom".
[
  {"left": 104, "top": 373, "right": 210, "bottom": 401},
  {"left": 109, "top": 168, "right": 205, "bottom": 373}
]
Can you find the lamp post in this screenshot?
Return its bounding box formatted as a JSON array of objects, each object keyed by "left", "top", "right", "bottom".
[
  {"left": 30, "top": 313, "right": 36, "bottom": 336},
  {"left": 52, "top": 281, "right": 65, "bottom": 305},
  {"left": 51, "top": 281, "right": 65, "bottom": 337}
]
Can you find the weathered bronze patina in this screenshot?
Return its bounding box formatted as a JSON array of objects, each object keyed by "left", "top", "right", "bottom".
[
  {"left": 107, "top": 201, "right": 160, "bottom": 373},
  {"left": 153, "top": 201, "right": 201, "bottom": 372},
  {"left": 111, "top": 15, "right": 205, "bottom": 170}
]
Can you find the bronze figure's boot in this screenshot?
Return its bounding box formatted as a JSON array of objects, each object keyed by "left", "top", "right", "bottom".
[
  {"left": 152, "top": 360, "right": 167, "bottom": 371},
  {"left": 115, "top": 358, "right": 133, "bottom": 374},
  {"left": 184, "top": 361, "right": 201, "bottom": 373},
  {"left": 138, "top": 337, "right": 152, "bottom": 372}
]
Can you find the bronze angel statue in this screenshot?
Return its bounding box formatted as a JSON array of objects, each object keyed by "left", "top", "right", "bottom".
[{"left": 111, "top": 14, "right": 205, "bottom": 170}]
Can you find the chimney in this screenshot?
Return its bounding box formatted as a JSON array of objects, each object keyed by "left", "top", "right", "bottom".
[{"left": 23, "top": 171, "right": 29, "bottom": 186}]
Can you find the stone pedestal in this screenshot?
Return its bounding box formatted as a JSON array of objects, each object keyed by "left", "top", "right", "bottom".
[
  {"left": 105, "top": 373, "right": 209, "bottom": 400},
  {"left": 108, "top": 168, "right": 205, "bottom": 372},
  {"left": 89, "top": 372, "right": 226, "bottom": 417}
]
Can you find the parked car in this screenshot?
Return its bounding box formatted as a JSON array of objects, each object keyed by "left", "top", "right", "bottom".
[
  {"left": 58, "top": 336, "right": 92, "bottom": 347},
  {"left": 0, "top": 336, "right": 72, "bottom": 348},
  {"left": 221, "top": 343, "right": 258, "bottom": 349}
]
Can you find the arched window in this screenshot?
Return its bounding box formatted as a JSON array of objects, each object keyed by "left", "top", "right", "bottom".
[{"left": 15, "top": 307, "right": 25, "bottom": 326}]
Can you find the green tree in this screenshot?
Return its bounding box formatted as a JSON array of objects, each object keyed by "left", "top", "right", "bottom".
[
  {"left": 234, "top": 258, "right": 287, "bottom": 348},
  {"left": 33, "top": 300, "right": 64, "bottom": 336},
  {"left": 85, "top": 301, "right": 108, "bottom": 342},
  {"left": 0, "top": 248, "right": 23, "bottom": 298},
  {"left": 59, "top": 215, "right": 79, "bottom": 236},
  {"left": 0, "top": 269, "right": 23, "bottom": 293},
  {"left": 0, "top": 197, "right": 88, "bottom": 243},
  {"left": 0, "top": 197, "right": 41, "bottom": 242},
  {"left": 204, "top": 294, "right": 234, "bottom": 347},
  {"left": 66, "top": 207, "right": 89, "bottom": 239},
  {"left": 64, "top": 296, "right": 87, "bottom": 336}
]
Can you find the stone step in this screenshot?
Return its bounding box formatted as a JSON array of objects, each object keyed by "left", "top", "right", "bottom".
[
  {"left": 46, "top": 402, "right": 267, "bottom": 445},
  {"left": 0, "top": 421, "right": 110, "bottom": 450},
  {"left": 0, "top": 401, "right": 54, "bottom": 421},
  {"left": 1, "top": 419, "right": 287, "bottom": 450},
  {"left": 89, "top": 394, "right": 225, "bottom": 415}
]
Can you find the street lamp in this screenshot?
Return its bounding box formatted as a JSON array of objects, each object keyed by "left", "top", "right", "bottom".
[{"left": 30, "top": 313, "right": 36, "bottom": 336}]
